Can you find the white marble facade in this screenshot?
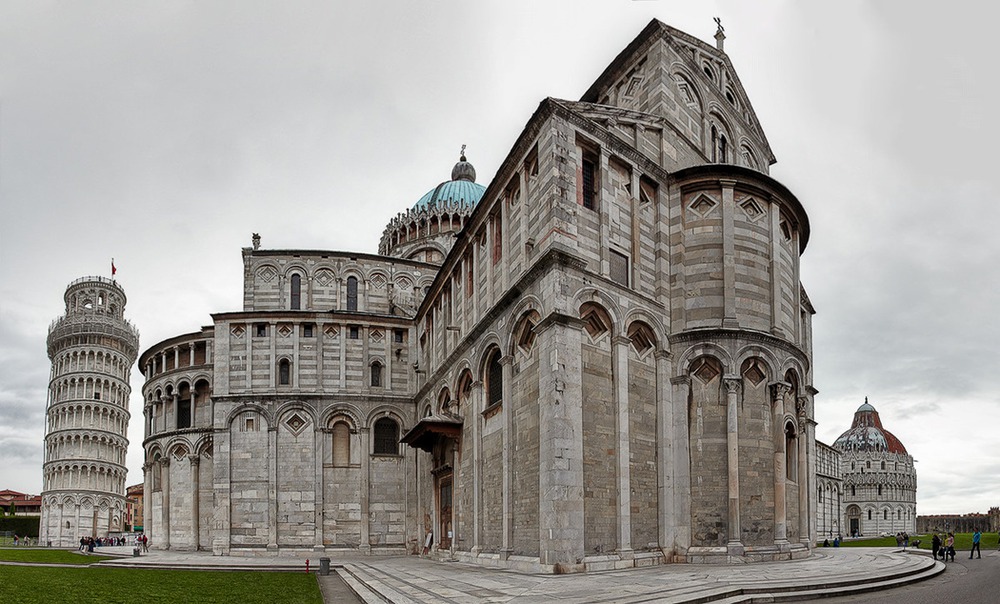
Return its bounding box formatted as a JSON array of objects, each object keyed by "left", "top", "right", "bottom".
[{"left": 139, "top": 20, "right": 819, "bottom": 571}]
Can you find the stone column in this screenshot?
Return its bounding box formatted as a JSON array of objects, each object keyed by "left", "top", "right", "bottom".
[
  {"left": 142, "top": 462, "right": 152, "bottom": 544},
  {"left": 451, "top": 438, "right": 460, "bottom": 553},
  {"left": 724, "top": 376, "right": 744, "bottom": 555},
  {"left": 613, "top": 335, "right": 633, "bottom": 558},
  {"left": 314, "top": 426, "right": 325, "bottom": 551},
  {"left": 500, "top": 354, "right": 513, "bottom": 560},
  {"left": 656, "top": 351, "right": 674, "bottom": 558},
  {"left": 669, "top": 375, "right": 692, "bottom": 556},
  {"left": 768, "top": 200, "right": 785, "bottom": 337},
  {"left": 75, "top": 500, "right": 82, "bottom": 542},
  {"left": 471, "top": 380, "right": 484, "bottom": 554},
  {"left": 770, "top": 382, "right": 790, "bottom": 548},
  {"left": 534, "top": 314, "right": 585, "bottom": 569},
  {"left": 797, "top": 399, "right": 810, "bottom": 545},
  {"left": 720, "top": 179, "right": 739, "bottom": 328},
  {"left": 190, "top": 455, "right": 200, "bottom": 550},
  {"left": 213, "top": 425, "right": 231, "bottom": 555},
  {"left": 359, "top": 427, "right": 371, "bottom": 554},
  {"left": 267, "top": 425, "right": 278, "bottom": 550},
  {"left": 160, "top": 457, "right": 171, "bottom": 550}
]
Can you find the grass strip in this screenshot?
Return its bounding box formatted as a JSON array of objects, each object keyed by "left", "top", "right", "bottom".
[
  {"left": 0, "top": 548, "right": 113, "bottom": 564},
  {"left": 0, "top": 565, "right": 322, "bottom": 604}
]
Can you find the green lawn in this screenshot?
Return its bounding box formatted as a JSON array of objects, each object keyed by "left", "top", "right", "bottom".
[
  {"left": 822, "top": 532, "right": 999, "bottom": 551},
  {"left": 0, "top": 548, "right": 113, "bottom": 564},
  {"left": 0, "top": 565, "right": 322, "bottom": 604}
]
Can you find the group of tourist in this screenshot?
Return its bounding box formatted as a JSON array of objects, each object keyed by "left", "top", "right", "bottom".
[
  {"left": 76, "top": 535, "right": 147, "bottom": 553},
  {"left": 894, "top": 532, "right": 911, "bottom": 549},
  {"left": 931, "top": 530, "right": 984, "bottom": 561},
  {"left": 10, "top": 534, "right": 33, "bottom": 546}
]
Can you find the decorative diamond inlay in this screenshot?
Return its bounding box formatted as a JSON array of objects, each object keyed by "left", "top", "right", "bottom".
[
  {"left": 693, "top": 358, "right": 720, "bottom": 383},
  {"left": 277, "top": 324, "right": 292, "bottom": 338},
  {"left": 315, "top": 269, "right": 334, "bottom": 287},
  {"left": 257, "top": 266, "right": 277, "bottom": 283},
  {"left": 739, "top": 197, "right": 765, "bottom": 221},
  {"left": 370, "top": 273, "right": 387, "bottom": 289},
  {"left": 744, "top": 362, "right": 766, "bottom": 386},
  {"left": 689, "top": 194, "right": 717, "bottom": 217},
  {"left": 231, "top": 325, "right": 245, "bottom": 338},
  {"left": 324, "top": 325, "right": 339, "bottom": 338},
  {"left": 370, "top": 328, "right": 384, "bottom": 343},
  {"left": 285, "top": 413, "right": 308, "bottom": 436}
]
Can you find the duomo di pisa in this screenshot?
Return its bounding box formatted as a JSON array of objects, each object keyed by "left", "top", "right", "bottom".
[{"left": 38, "top": 19, "right": 916, "bottom": 571}]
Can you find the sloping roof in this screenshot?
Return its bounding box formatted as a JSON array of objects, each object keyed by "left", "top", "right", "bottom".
[
  {"left": 400, "top": 413, "right": 463, "bottom": 452},
  {"left": 833, "top": 400, "right": 908, "bottom": 455}
]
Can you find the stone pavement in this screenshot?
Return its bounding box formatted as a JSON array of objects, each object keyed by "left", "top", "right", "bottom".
[{"left": 84, "top": 545, "right": 944, "bottom": 603}]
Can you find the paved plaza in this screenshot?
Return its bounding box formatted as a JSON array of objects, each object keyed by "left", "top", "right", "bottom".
[{"left": 80, "top": 546, "right": 945, "bottom": 603}]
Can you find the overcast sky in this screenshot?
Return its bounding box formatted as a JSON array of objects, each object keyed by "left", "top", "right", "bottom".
[{"left": 2, "top": 1, "right": 997, "bottom": 517}]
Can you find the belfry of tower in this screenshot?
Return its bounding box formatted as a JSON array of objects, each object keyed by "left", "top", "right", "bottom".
[{"left": 40, "top": 276, "right": 140, "bottom": 547}]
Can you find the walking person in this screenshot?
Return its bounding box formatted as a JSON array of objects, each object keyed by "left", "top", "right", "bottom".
[
  {"left": 945, "top": 532, "right": 955, "bottom": 561},
  {"left": 970, "top": 529, "right": 981, "bottom": 559},
  {"left": 932, "top": 533, "right": 941, "bottom": 560}
]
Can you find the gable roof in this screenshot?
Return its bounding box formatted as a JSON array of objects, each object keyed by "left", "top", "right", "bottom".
[{"left": 580, "top": 19, "right": 775, "bottom": 165}]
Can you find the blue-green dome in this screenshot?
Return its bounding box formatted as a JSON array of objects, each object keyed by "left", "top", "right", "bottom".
[{"left": 412, "top": 151, "right": 486, "bottom": 211}]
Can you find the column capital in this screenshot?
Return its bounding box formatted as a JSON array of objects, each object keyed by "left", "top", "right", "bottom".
[
  {"left": 612, "top": 335, "right": 632, "bottom": 347},
  {"left": 769, "top": 381, "right": 791, "bottom": 402},
  {"left": 670, "top": 375, "right": 691, "bottom": 387},
  {"left": 654, "top": 349, "right": 673, "bottom": 361},
  {"left": 723, "top": 376, "right": 742, "bottom": 394},
  {"left": 796, "top": 396, "right": 809, "bottom": 417}
]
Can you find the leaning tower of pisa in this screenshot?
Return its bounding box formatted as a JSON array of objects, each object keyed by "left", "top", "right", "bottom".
[{"left": 40, "top": 276, "right": 139, "bottom": 547}]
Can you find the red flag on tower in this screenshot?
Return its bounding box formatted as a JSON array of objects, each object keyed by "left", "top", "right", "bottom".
[{"left": 112, "top": 259, "right": 117, "bottom": 277}]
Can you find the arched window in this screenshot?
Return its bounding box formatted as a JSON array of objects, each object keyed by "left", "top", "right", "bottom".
[
  {"left": 370, "top": 361, "right": 383, "bottom": 387},
  {"left": 785, "top": 422, "right": 797, "bottom": 481},
  {"left": 346, "top": 276, "right": 358, "bottom": 311},
  {"left": 373, "top": 418, "right": 398, "bottom": 455},
  {"left": 290, "top": 274, "right": 301, "bottom": 310},
  {"left": 877, "top": 484, "right": 882, "bottom": 496},
  {"left": 719, "top": 134, "right": 727, "bottom": 163},
  {"left": 711, "top": 125, "right": 718, "bottom": 162},
  {"left": 278, "top": 359, "right": 291, "bottom": 386},
  {"left": 176, "top": 383, "right": 191, "bottom": 429},
  {"left": 332, "top": 421, "right": 350, "bottom": 467},
  {"left": 485, "top": 348, "right": 503, "bottom": 409},
  {"left": 868, "top": 510, "right": 872, "bottom": 520},
  {"left": 851, "top": 485, "right": 856, "bottom": 496}
]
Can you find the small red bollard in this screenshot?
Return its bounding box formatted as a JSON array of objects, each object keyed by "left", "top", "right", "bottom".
[{"left": 306, "top": 559, "right": 310, "bottom": 573}]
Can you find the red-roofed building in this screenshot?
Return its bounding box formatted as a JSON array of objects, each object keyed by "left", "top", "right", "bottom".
[{"left": 0, "top": 490, "right": 43, "bottom": 516}]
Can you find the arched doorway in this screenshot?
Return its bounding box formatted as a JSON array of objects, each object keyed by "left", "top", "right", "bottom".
[{"left": 846, "top": 504, "right": 862, "bottom": 538}]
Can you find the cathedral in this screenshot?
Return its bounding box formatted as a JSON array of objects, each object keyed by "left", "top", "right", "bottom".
[{"left": 138, "top": 19, "right": 819, "bottom": 572}]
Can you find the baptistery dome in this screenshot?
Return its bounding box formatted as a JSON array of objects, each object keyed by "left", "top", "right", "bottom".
[{"left": 833, "top": 399, "right": 907, "bottom": 454}]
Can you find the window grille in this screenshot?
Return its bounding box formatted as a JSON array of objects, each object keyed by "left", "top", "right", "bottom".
[
  {"left": 373, "top": 418, "right": 398, "bottom": 455},
  {"left": 290, "top": 274, "right": 301, "bottom": 310},
  {"left": 347, "top": 276, "right": 358, "bottom": 311},
  {"left": 609, "top": 249, "right": 629, "bottom": 287}
]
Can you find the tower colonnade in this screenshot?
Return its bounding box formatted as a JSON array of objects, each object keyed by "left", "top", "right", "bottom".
[{"left": 40, "top": 276, "right": 139, "bottom": 547}]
